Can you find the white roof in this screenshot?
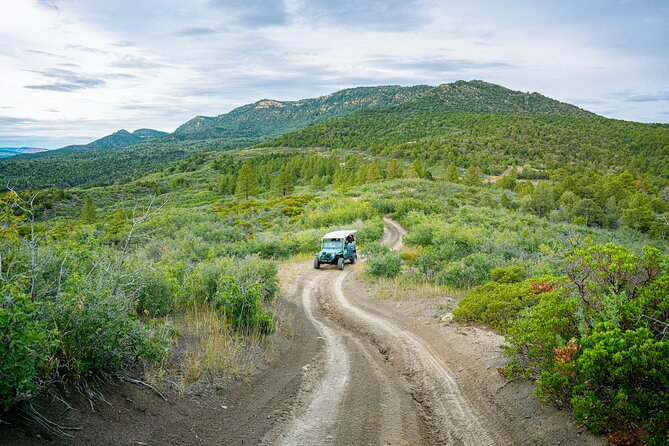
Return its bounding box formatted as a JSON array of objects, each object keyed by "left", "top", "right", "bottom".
[{"left": 321, "top": 230, "right": 357, "bottom": 240}]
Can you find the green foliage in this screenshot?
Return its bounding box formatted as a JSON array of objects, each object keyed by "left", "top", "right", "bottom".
[
  {"left": 462, "top": 165, "right": 482, "bottom": 186},
  {"left": 365, "top": 244, "right": 402, "bottom": 278},
  {"left": 490, "top": 265, "right": 526, "bottom": 283},
  {"left": 45, "top": 290, "right": 159, "bottom": 378},
  {"left": 453, "top": 278, "right": 558, "bottom": 331},
  {"left": 80, "top": 195, "right": 97, "bottom": 222},
  {"left": 235, "top": 162, "right": 259, "bottom": 199},
  {"left": 184, "top": 256, "right": 278, "bottom": 334},
  {"left": 503, "top": 243, "right": 668, "bottom": 444},
  {"left": 274, "top": 166, "right": 294, "bottom": 196},
  {"left": 0, "top": 294, "right": 53, "bottom": 411},
  {"left": 537, "top": 324, "right": 668, "bottom": 443},
  {"left": 213, "top": 277, "right": 276, "bottom": 334}
]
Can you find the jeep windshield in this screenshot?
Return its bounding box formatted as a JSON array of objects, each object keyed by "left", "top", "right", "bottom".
[{"left": 322, "top": 240, "right": 342, "bottom": 250}]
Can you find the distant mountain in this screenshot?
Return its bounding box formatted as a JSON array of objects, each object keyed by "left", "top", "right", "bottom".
[
  {"left": 6, "top": 80, "right": 663, "bottom": 191},
  {"left": 0, "top": 147, "right": 48, "bottom": 158},
  {"left": 62, "top": 128, "right": 168, "bottom": 152},
  {"left": 173, "top": 85, "right": 432, "bottom": 141}
]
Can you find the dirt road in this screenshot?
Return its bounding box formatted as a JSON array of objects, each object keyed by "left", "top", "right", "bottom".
[{"left": 3, "top": 219, "right": 603, "bottom": 445}]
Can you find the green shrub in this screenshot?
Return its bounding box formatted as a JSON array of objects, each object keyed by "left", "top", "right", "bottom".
[
  {"left": 134, "top": 266, "right": 173, "bottom": 316},
  {"left": 366, "top": 245, "right": 402, "bottom": 278},
  {"left": 0, "top": 294, "right": 53, "bottom": 411},
  {"left": 213, "top": 277, "right": 276, "bottom": 334},
  {"left": 503, "top": 290, "right": 580, "bottom": 376},
  {"left": 490, "top": 265, "right": 526, "bottom": 284},
  {"left": 538, "top": 324, "right": 668, "bottom": 444},
  {"left": 44, "top": 290, "right": 160, "bottom": 378},
  {"left": 454, "top": 278, "right": 558, "bottom": 331},
  {"left": 436, "top": 253, "right": 498, "bottom": 288}
]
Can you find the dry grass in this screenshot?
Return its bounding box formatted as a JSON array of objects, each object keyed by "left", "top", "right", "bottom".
[
  {"left": 147, "top": 303, "right": 274, "bottom": 394},
  {"left": 371, "top": 277, "right": 461, "bottom": 302}
]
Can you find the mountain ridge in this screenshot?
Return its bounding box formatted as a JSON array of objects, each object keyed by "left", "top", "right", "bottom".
[{"left": 4, "top": 79, "right": 663, "bottom": 190}]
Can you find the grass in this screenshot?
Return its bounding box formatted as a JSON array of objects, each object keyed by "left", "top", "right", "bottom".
[{"left": 146, "top": 303, "right": 273, "bottom": 394}]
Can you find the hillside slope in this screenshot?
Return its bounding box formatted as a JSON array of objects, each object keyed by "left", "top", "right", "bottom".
[
  {"left": 173, "top": 85, "right": 432, "bottom": 141},
  {"left": 262, "top": 82, "right": 668, "bottom": 179},
  {"left": 4, "top": 80, "right": 667, "bottom": 189}
]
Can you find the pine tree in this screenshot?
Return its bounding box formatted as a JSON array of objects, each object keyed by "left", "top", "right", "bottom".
[
  {"left": 412, "top": 160, "right": 426, "bottom": 179},
  {"left": 387, "top": 159, "right": 403, "bottom": 179},
  {"left": 445, "top": 164, "right": 459, "bottom": 182},
  {"left": 367, "top": 161, "right": 381, "bottom": 182},
  {"left": 333, "top": 167, "right": 349, "bottom": 192},
  {"left": 81, "top": 195, "right": 97, "bottom": 223},
  {"left": 462, "top": 165, "right": 482, "bottom": 186},
  {"left": 275, "top": 167, "right": 294, "bottom": 196},
  {"left": 235, "top": 163, "right": 259, "bottom": 200}
]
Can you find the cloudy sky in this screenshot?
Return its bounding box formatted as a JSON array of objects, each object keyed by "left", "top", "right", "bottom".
[{"left": 1, "top": 0, "right": 668, "bottom": 148}]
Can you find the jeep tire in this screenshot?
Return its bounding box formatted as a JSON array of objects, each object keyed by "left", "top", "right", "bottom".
[
  {"left": 337, "top": 257, "right": 345, "bottom": 270},
  {"left": 314, "top": 256, "right": 321, "bottom": 269},
  {"left": 350, "top": 253, "right": 357, "bottom": 264}
]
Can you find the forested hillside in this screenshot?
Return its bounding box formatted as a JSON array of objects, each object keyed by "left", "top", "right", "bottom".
[
  {"left": 173, "top": 85, "right": 432, "bottom": 140},
  {"left": 4, "top": 80, "right": 646, "bottom": 190}
]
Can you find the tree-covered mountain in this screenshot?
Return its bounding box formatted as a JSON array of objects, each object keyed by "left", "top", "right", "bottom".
[
  {"left": 173, "top": 85, "right": 432, "bottom": 141},
  {"left": 262, "top": 82, "right": 668, "bottom": 181},
  {"left": 413, "top": 80, "right": 596, "bottom": 117},
  {"left": 2, "top": 80, "right": 667, "bottom": 190}
]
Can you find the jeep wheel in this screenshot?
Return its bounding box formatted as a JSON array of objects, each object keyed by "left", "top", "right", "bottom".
[
  {"left": 314, "top": 256, "right": 321, "bottom": 269},
  {"left": 350, "top": 253, "right": 357, "bottom": 264},
  {"left": 337, "top": 257, "right": 345, "bottom": 270}
]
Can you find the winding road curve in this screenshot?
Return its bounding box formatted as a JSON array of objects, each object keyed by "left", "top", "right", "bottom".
[{"left": 265, "top": 219, "right": 503, "bottom": 445}]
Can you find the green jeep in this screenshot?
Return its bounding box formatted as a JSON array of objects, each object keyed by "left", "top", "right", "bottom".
[{"left": 314, "top": 230, "right": 357, "bottom": 270}]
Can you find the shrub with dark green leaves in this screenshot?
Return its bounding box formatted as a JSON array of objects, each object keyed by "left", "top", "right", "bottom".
[
  {"left": 0, "top": 294, "right": 53, "bottom": 411},
  {"left": 537, "top": 324, "right": 668, "bottom": 444},
  {"left": 502, "top": 243, "right": 668, "bottom": 445}
]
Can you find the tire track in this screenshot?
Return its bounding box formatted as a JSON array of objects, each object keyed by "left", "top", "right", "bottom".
[
  {"left": 276, "top": 274, "right": 351, "bottom": 446},
  {"left": 331, "top": 271, "right": 498, "bottom": 445}
]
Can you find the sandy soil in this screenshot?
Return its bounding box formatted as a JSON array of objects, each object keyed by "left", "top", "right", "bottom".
[{"left": 1, "top": 219, "right": 605, "bottom": 446}]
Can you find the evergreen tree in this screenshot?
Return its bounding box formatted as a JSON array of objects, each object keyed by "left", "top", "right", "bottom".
[
  {"left": 412, "top": 160, "right": 426, "bottom": 179},
  {"left": 80, "top": 195, "right": 97, "bottom": 223},
  {"left": 462, "top": 165, "right": 481, "bottom": 186},
  {"left": 333, "top": 167, "right": 349, "bottom": 192},
  {"left": 386, "top": 159, "right": 404, "bottom": 179},
  {"left": 367, "top": 161, "right": 381, "bottom": 182},
  {"left": 235, "top": 163, "right": 259, "bottom": 199},
  {"left": 445, "top": 163, "right": 459, "bottom": 182},
  {"left": 500, "top": 193, "right": 512, "bottom": 209},
  {"left": 275, "top": 167, "right": 294, "bottom": 196}
]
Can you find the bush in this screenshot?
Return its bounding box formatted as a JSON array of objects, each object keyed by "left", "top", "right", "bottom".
[
  {"left": 366, "top": 245, "right": 402, "bottom": 278},
  {"left": 0, "top": 294, "right": 53, "bottom": 411},
  {"left": 537, "top": 324, "right": 669, "bottom": 444},
  {"left": 134, "top": 266, "right": 173, "bottom": 316},
  {"left": 436, "top": 253, "right": 498, "bottom": 288},
  {"left": 490, "top": 265, "right": 526, "bottom": 284},
  {"left": 213, "top": 277, "right": 276, "bottom": 334},
  {"left": 454, "top": 278, "right": 558, "bottom": 331},
  {"left": 503, "top": 290, "right": 580, "bottom": 377},
  {"left": 44, "top": 290, "right": 161, "bottom": 378}
]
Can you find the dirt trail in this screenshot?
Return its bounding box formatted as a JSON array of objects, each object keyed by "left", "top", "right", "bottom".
[{"left": 2, "top": 219, "right": 604, "bottom": 446}]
